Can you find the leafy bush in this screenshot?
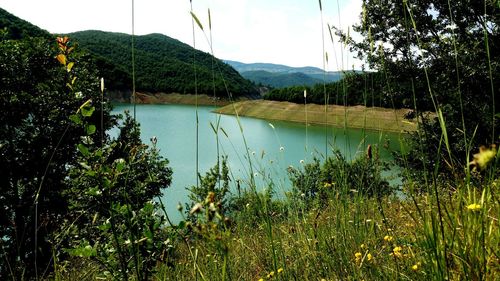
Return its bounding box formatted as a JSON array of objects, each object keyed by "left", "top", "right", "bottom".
[
  {"left": 0, "top": 36, "right": 113, "bottom": 278},
  {"left": 288, "top": 149, "right": 392, "bottom": 208}
]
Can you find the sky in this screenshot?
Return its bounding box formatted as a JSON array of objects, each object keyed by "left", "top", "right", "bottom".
[{"left": 1, "top": 0, "right": 364, "bottom": 70}]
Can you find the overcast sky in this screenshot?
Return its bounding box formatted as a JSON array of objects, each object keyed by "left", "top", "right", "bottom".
[{"left": 1, "top": 0, "right": 363, "bottom": 70}]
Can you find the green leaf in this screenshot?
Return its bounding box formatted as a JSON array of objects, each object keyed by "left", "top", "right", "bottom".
[
  {"left": 67, "top": 62, "right": 74, "bottom": 72},
  {"left": 81, "top": 106, "right": 95, "bottom": 117},
  {"left": 86, "top": 124, "right": 96, "bottom": 135},
  {"left": 79, "top": 162, "right": 91, "bottom": 170},
  {"left": 65, "top": 245, "right": 96, "bottom": 258},
  {"left": 177, "top": 220, "right": 186, "bottom": 230},
  {"left": 114, "top": 158, "right": 126, "bottom": 172},
  {"left": 77, "top": 144, "right": 89, "bottom": 156},
  {"left": 69, "top": 114, "right": 82, "bottom": 125}
]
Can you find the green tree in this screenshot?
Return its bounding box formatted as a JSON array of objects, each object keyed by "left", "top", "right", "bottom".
[
  {"left": 0, "top": 35, "right": 173, "bottom": 280},
  {"left": 340, "top": 0, "right": 499, "bottom": 179},
  {"left": 0, "top": 37, "right": 112, "bottom": 278}
]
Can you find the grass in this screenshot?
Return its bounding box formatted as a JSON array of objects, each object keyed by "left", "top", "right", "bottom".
[
  {"left": 58, "top": 174, "right": 499, "bottom": 280},
  {"left": 215, "top": 99, "right": 422, "bottom": 133}
]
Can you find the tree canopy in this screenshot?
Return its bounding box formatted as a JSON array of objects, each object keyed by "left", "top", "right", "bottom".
[{"left": 340, "top": 0, "right": 499, "bottom": 177}]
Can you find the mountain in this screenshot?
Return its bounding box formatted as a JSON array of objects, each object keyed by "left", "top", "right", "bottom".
[
  {"left": 0, "top": 7, "right": 257, "bottom": 98},
  {"left": 68, "top": 31, "right": 257, "bottom": 97},
  {"left": 225, "top": 60, "right": 344, "bottom": 87},
  {"left": 240, "top": 70, "right": 323, "bottom": 88},
  {"left": 0, "top": 7, "right": 52, "bottom": 39}
]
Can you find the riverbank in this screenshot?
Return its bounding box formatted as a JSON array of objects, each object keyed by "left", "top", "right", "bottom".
[
  {"left": 215, "top": 100, "right": 419, "bottom": 133},
  {"left": 133, "top": 92, "right": 244, "bottom": 106}
]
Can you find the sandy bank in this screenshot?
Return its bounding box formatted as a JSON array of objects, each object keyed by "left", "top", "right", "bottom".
[{"left": 214, "top": 100, "right": 419, "bottom": 133}]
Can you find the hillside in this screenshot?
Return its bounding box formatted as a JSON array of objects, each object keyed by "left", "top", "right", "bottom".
[
  {"left": 0, "top": 7, "right": 51, "bottom": 39},
  {"left": 240, "top": 70, "right": 323, "bottom": 87},
  {"left": 225, "top": 60, "right": 344, "bottom": 87},
  {"left": 68, "top": 31, "right": 258, "bottom": 98},
  {"left": 0, "top": 7, "right": 257, "bottom": 99}
]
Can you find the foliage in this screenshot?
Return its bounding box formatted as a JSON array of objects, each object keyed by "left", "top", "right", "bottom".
[
  {"left": 288, "top": 149, "right": 392, "bottom": 207},
  {"left": 62, "top": 110, "right": 173, "bottom": 280},
  {"left": 263, "top": 71, "right": 397, "bottom": 107},
  {"left": 156, "top": 166, "right": 499, "bottom": 280},
  {"left": 68, "top": 30, "right": 258, "bottom": 97},
  {"left": 187, "top": 157, "right": 231, "bottom": 217},
  {"left": 338, "top": 0, "right": 499, "bottom": 180},
  {"left": 0, "top": 36, "right": 113, "bottom": 279},
  {"left": 51, "top": 36, "right": 174, "bottom": 280}
]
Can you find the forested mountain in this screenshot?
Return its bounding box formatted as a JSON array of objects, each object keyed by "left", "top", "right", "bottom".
[
  {"left": 68, "top": 31, "right": 258, "bottom": 97},
  {"left": 225, "top": 60, "right": 344, "bottom": 87},
  {"left": 0, "top": 8, "right": 51, "bottom": 39},
  {"left": 0, "top": 7, "right": 257, "bottom": 98},
  {"left": 241, "top": 70, "right": 323, "bottom": 88}
]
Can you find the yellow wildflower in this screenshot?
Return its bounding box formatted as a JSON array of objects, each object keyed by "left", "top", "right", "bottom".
[
  {"left": 384, "top": 235, "right": 393, "bottom": 242},
  {"left": 391, "top": 246, "right": 403, "bottom": 258},
  {"left": 411, "top": 262, "right": 422, "bottom": 271},
  {"left": 277, "top": 268, "right": 284, "bottom": 274},
  {"left": 355, "top": 252, "right": 363, "bottom": 263},
  {"left": 367, "top": 253, "right": 373, "bottom": 261},
  {"left": 467, "top": 203, "right": 481, "bottom": 212},
  {"left": 258, "top": 279, "right": 264, "bottom": 281},
  {"left": 360, "top": 243, "right": 366, "bottom": 249},
  {"left": 469, "top": 145, "right": 497, "bottom": 170},
  {"left": 267, "top": 271, "right": 275, "bottom": 278}
]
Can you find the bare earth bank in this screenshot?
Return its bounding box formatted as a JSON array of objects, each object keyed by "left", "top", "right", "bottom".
[{"left": 215, "top": 100, "right": 420, "bottom": 133}]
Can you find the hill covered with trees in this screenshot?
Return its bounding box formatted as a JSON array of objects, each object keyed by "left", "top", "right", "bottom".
[
  {"left": 240, "top": 70, "right": 323, "bottom": 88},
  {"left": 0, "top": 7, "right": 51, "bottom": 40},
  {"left": 68, "top": 30, "right": 258, "bottom": 98},
  {"left": 0, "top": 7, "right": 257, "bottom": 99}
]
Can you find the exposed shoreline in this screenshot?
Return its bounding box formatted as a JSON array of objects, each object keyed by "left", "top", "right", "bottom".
[
  {"left": 111, "top": 92, "right": 245, "bottom": 106},
  {"left": 214, "top": 100, "right": 418, "bottom": 133}
]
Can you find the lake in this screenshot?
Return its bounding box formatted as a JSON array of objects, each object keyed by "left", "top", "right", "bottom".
[{"left": 112, "top": 103, "right": 402, "bottom": 222}]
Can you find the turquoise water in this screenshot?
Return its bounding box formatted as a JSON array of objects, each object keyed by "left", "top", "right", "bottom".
[{"left": 112, "top": 104, "right": 402, "bottom": 221}]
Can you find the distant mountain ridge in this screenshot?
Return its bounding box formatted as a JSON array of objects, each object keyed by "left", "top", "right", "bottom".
[
  {"left": 225, "top": 60, "right": 344, "bottom": 88},
  {"left": 240, "top": 70, "right": 324, "bottom": 88}
]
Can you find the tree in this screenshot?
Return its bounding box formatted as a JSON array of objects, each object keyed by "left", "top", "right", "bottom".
[
  {"left": 0, "top": 37, "right": 113, "bottom": 278},
  {"left": 340, "top": 0, "right": 499, "bottom": 180},
  {"left": 0, "top": 35, "right": 173, "bottom": 280}
]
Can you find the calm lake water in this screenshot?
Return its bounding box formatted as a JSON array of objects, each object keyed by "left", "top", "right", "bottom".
[{"left": 112, "top": 103, "right": 402, "bottom": 222}]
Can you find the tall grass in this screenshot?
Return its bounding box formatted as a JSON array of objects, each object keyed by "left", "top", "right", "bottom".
[{"left": 50, "top": 1, "right": 499, "bottom": 280}]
